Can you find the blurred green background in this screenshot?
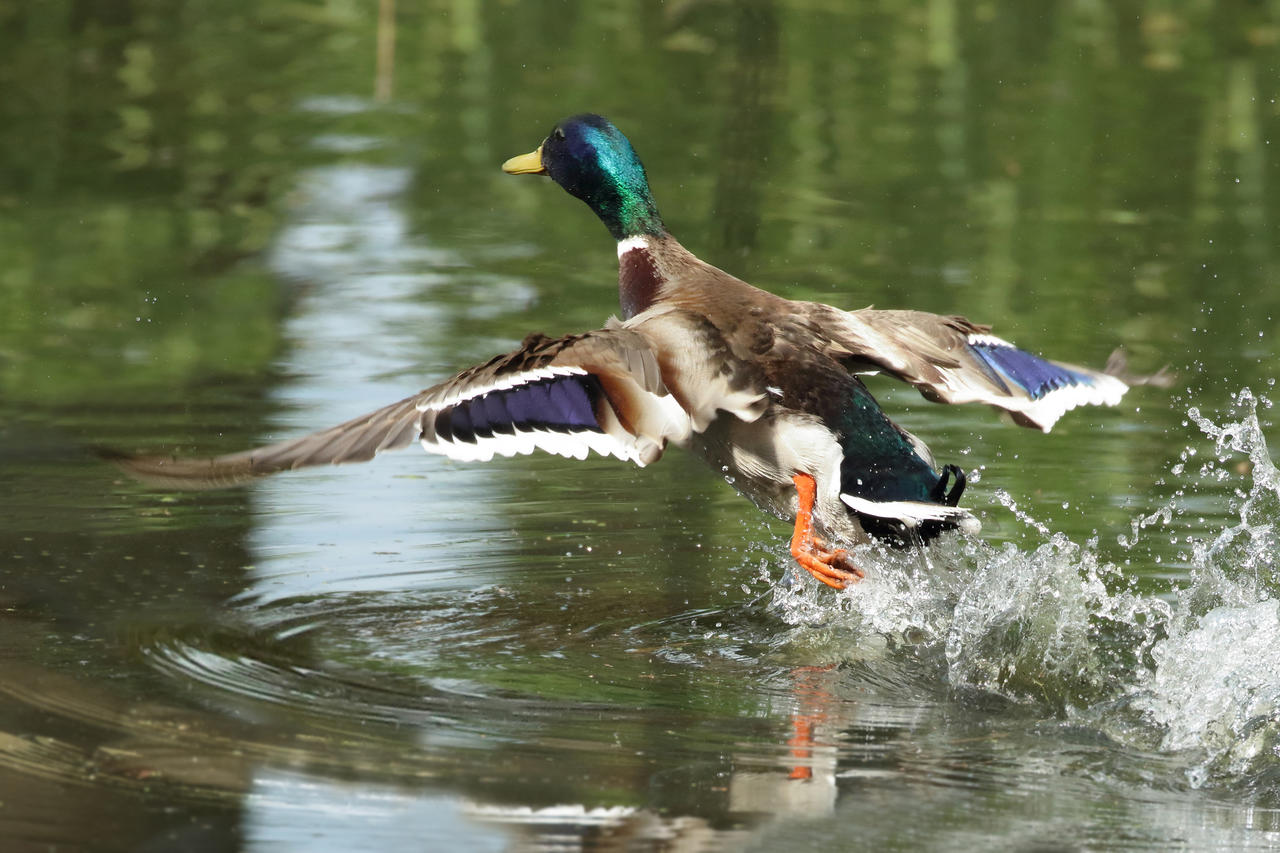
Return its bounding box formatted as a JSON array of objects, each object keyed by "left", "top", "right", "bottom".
[{"left": 4, "top": 0, "right": 1277, "bottom": 404}]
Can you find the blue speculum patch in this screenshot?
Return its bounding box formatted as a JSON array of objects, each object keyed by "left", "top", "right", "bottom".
[
  {"left": 969, "top": 342, "right": 1095, "bottom": 400},
  {"left": 435, "top": 375, "right": 604, "bottom": 444}
]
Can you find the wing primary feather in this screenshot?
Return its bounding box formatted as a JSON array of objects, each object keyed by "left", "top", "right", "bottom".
[
  {"left": 100, "top": 394, "right": 425, "bottom": 489},
  {"left": 103, "top": 319, "right": 708, "bottom": 490},
  {"left": 821, "top": 306, "right": 1140, "bottom": 431}
]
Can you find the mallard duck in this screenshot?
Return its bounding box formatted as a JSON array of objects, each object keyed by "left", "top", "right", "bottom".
[{"left": 115, "top": 114, "right": 1139, "bottom": 589}]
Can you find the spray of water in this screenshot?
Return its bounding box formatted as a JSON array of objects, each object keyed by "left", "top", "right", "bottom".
[
  {"left": 770, "top": 388, "right": 1279, "bottom": 791},
  {"left": 1134, "top": 389, "right": 1280, "bottom": 789}
]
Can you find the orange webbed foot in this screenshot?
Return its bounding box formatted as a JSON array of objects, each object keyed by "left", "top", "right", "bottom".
[
  {"left": 790, "top": 544, "right": 865, "bottom": 589},
  {"left": 789, "top": 473, "right": 865, "bottom": 590}
]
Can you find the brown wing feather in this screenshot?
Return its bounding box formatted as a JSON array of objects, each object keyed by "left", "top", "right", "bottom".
[
  {"left": 100, "top": 395, "right": 426, "bottom": 489},
  {"left": 104, "top": 320, "right": 705, "bottom": 489},
  {"left": 806, "top": 305, "right": 1132, "bottom": 431}
]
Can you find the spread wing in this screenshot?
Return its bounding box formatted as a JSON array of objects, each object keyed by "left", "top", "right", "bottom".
[
  {"left": 810, "top": 306, "right": 1133, "bottom": 432},
  {"left": 106, "top": 309, "right": 768, "bottom": 489}
]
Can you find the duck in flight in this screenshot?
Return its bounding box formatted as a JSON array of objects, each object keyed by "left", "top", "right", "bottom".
[{"left": 114, "top": 114, "right": 1144, "bottom": 589}]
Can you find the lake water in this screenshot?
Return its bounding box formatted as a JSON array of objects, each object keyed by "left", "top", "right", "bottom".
[{"left": 3, "top": 2, "right": 1280, "bottom": 850}]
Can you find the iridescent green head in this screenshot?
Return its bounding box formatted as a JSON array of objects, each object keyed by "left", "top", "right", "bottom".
[{"left": 503, "top": 114, "right": 665, "bottom": 241}]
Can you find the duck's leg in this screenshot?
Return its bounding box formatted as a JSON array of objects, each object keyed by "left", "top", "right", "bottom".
[{"left": 789, "top": 473, "right": 865, "bottom": 589}]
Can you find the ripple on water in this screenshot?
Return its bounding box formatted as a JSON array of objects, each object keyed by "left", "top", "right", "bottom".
[{"left": 141, "top": 586, "right": 796, "bottom": 747}]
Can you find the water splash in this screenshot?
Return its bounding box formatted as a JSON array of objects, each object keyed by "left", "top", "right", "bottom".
[
  {"left": 1134, "top": 389, "right": 1280, "bottom": 790},
  {"left": 772, "top": 389, "right": 1280, "bottom": 791}
]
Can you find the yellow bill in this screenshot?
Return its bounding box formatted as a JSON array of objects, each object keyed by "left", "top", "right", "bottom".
[{"left": 501, "top": 145, "right": 546, "bottom": 175}]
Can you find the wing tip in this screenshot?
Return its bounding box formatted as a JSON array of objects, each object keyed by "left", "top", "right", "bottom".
[
  {"left": 96, "top": 446, "right": 263, "bottom": 490},
  {"left": 1104, "top": 349, "right": 1177, "bottom": 389}
]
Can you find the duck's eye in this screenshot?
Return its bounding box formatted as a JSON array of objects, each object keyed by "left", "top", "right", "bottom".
[{"left": 553, "top": 127, "right": 566, "bottom": 140}]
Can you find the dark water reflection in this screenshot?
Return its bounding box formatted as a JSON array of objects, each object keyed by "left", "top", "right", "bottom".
[{"left": 4, "top": 1, "right": 1280, "bottom": 850}]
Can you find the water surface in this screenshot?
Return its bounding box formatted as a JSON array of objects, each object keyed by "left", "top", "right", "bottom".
[{"left": 3, "top": 2, "right": 1280, "bottom": 850}]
